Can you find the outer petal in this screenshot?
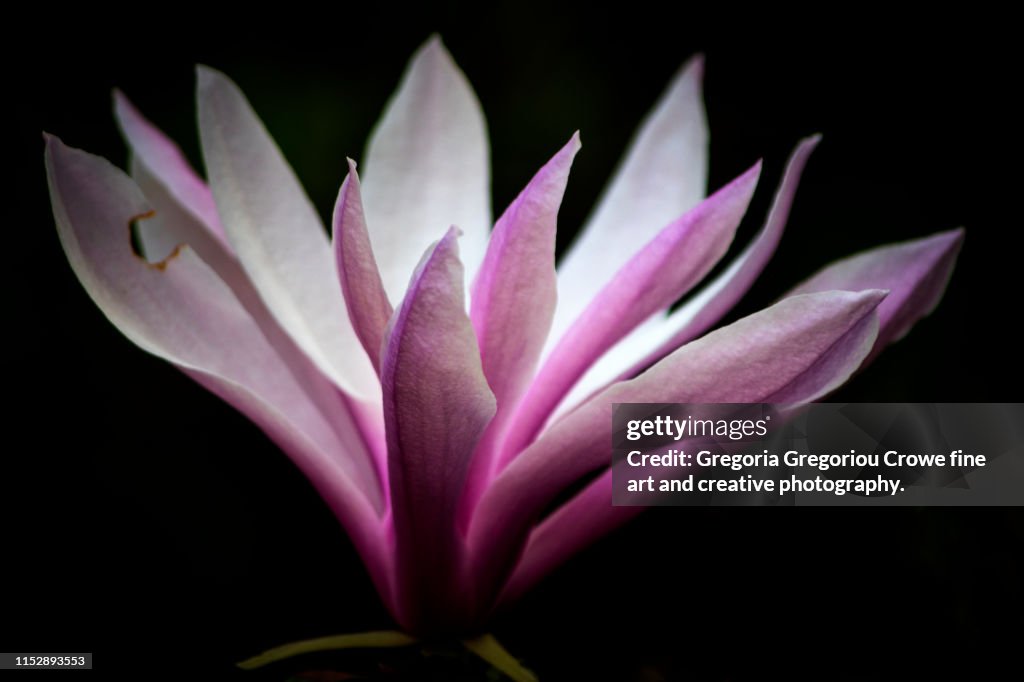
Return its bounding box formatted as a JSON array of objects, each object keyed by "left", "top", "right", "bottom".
[
  {"left": 361, "top": 36, "right": 491, "bottom": 303},
  {"left": 115, "top": 93, "right": 249, "bottom": 296},
  {"left": 662, "top": 135, "right": 822, "bottom": 345},
  {"left": 500, "top": 163, "right": 762, "bottom": 465},
  {"left": 45, "top": 136, "right": 392, "bottom": 607},
  {"left": 496, "top": 468, "right": 623, "bottom": 608},
  {"left": 121, "top": 128, "right": 389, "bottom": 482},
  {"left": 787, "top": 228, "right": 964, "bottom": 361},
  {"left": 128, "top": 161, "right": 240, "bottom": 274},
  {"left": 469, "top": 289, "right": 885, "bottom": 610},
  {"left": 458, "top": 134, "right": 581, "bottom": 528},
  {"left": 113, "top": 90, "right": 229, "bottom": 246},
  {"left": 333, "top": 159, "right": 393, "bottom": 375},
  {"left": 381, "top": 228, "right": 496, "bottom": 632},
  {"left": 471, "top": 133, "right": 580, "bottom": 409},
  {"left": 554, "top": 136, "right": 822, "bottom": 411},
  {"left": 196, "top": 66, "right": 378, "bottom": 401},
  {"left": 550, "top": 55, "right": 708, "bottom": 348}
]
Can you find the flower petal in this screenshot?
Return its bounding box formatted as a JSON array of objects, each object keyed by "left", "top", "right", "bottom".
[
  {"left": 496, "top": 469, "right": 623, "bottom": 608},
  {"left": 381, "top": 227, "right": 496, "bottom": 631},
  {"left": 663, "top": 136, "right": 822, "bottom": 344},
  {"left": 121, "top": 125, "right": 389, "bottom": 482},
  {"left": 361, "top": 36, "right": 491, "bottom": 303},
  {"left": 333, "top": 159, "right": 393, "bottom": 375},
  {"left": 126, "top": 162, "right": 197, "bottom": 262},
  {"left": 115, "top": 92, "right": 255, "bottom": 298},
  {"left": 196, "top": 66, "right": 378, "bottom": 401},
  {"left": 471, "top": 133, "right": 580, "bottom": 408},
  {"left": 45, "top": 135, "right": 393, "bottom": 608},
  {"left": 550, "top": 55, "right": 708, "bottom": 347},
  {"left": 113, "top": 90, "right": 229, "bottom": 246},
  {"left": 786, "top": 228, "right": 964, "bottom": 361},
  {"left": 458, "top": 134, "right": 581, "bottom": 528},
  {"left": 555, "top": 136, "right": 822, "bottom": 410},
  {"left": 127, "top": 160, "right": 238, "bottom": 271},
  {"left": 501, "top": 163, "right": 761, "bottom": 465},
  {"left": 470, "top": 289, "right": 884, "bottom": 609}
]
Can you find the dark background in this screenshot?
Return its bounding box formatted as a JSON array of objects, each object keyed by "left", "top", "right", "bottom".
[{"left": 8, "top": 3, "right": 1021, "bottom": 679}]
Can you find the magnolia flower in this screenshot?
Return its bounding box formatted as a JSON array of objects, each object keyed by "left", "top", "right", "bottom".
[{"left": 45, "top": 37, "right": 962, "bottom": 639}]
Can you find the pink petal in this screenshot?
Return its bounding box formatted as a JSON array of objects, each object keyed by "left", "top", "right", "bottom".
[
  {"left": 786, "top": 228, "right": 964, "bottom": 361},
  {"left": 381, "top": 228, "right": 496, "bottom": 632},
  {"left": 650, "top": 136, "right": 823, "bottom": 350},
  {"left": 361, "top": 36, "right": 491, "bottom": 303},
  {"left": 115, "top": 92, "right": 260, "bottom": 304},
  {"left": 196, "top": 66, "right": 378, "bottom": 401},
  {"left": 556, "top": 136, "right": 822, "bottom": 411},
  {"left": 45, "top": 135, "right": 394, "bottom": 610},
  {"left": 471, "top": 133, "right": 580, "bottom": 408},
  {"left": 469, "top": 289, "right": 884, "bottom": 610},
  {"left": 458, "top": 135, "right": 582, "bottom": 523},
  {"left": 497, "top": 469, "right": 624, "bottom": 608},
  {"left": 127, "top": 161, "right": 240, "bottom": 273},
  {"left": 550, "top": 55, "right": 708, "bottom": 350},
  {"left": 125, "top": 162, "right": 203, "bottom": 262},
  {"left": 113, "top": 90, "right": 229, "bottom": 247},
  {"left": 333, "top": 159, "right": 393, "bottom": 375},
  {"left": 119, "top": 123, "right": 390, "bottom": 482},
  {"left": 500, "top": 163, "right": 762, "bottom": 466}
]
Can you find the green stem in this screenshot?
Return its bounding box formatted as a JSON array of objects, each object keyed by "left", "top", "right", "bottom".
[
  {"left": 462, "top": 633, "right": 538, "bottom": 682},
  {"left": 236, "top": 630, "right": 417, "bottom": 669}
]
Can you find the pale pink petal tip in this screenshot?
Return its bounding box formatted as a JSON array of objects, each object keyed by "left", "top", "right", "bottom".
[{"left": 788, "top": 227, "right": 964, "bottom": 358}]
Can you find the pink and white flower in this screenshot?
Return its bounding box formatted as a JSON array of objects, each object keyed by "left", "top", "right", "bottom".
[{"left": 45, "top": 37, "right": 962, "bottom": 634}]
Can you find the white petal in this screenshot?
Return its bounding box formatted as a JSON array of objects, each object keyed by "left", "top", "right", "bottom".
[
  {"left": 113, "top": 90, "right": 229, "bottom": 246},
  {"left": 549, "top": 55, "right": 708, "bottom": 351},
  {"left": 45, "top": 135, "right": 384, "bottom": 516},
  {"left": 360, "top": 36, "right": 491, "bottom": 303},
  {"left": 554, "top": 137, "right": 821, "bottom": 414},
  {"left": 196, "top": 66, "right": 378, "bottom": 401}
]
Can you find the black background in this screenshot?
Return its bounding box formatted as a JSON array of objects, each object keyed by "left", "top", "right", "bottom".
[{"left": 8, "top": 3, "right": 1022, "bottom": 679}]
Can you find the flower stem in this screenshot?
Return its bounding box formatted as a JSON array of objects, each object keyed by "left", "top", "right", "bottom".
[
  {"left": 462, "top": 634, "right": 538, "bottom": 682},
  {"left": 236, "top": 630, "right": 417, "bottom": 669}
]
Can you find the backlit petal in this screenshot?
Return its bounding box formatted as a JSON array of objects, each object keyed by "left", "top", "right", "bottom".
[
  {"left": 113, "top": 90, "right": 228, "bottom": 245},
  {"left": 459, "top": 134, "right": 581, "bottom": 528},
  {"left": 45, "top": 135, "right": 392, "bottom": 606},
  {"left": 196, "top": 66, "right": 378, "bottom": 400},
  {"left": 550, "top": 56, "right": 708, "bottom": 348},
  {"left": 787, "top": 228, "right": 964, "bottom": 361},
  {"left": 361, "top": 36, "right": 491, "bottom": 302},
  {"left": 471, "top": 133, "right": 580, "bottom": 409},
  {"left": 381, "top": 228, "right": 496, "bottom": 631},
  {"left": 501, "top": 163, "right": 761, "bottom": 465},
  {"left": 555, "top": 136, "right": 821, "bottom": 410},
  {"left": 471, "top": 289, "right": 884, "bottom": 610},
  {"left": 333, "top": 159, "right": 394, "bottom": 374}
]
